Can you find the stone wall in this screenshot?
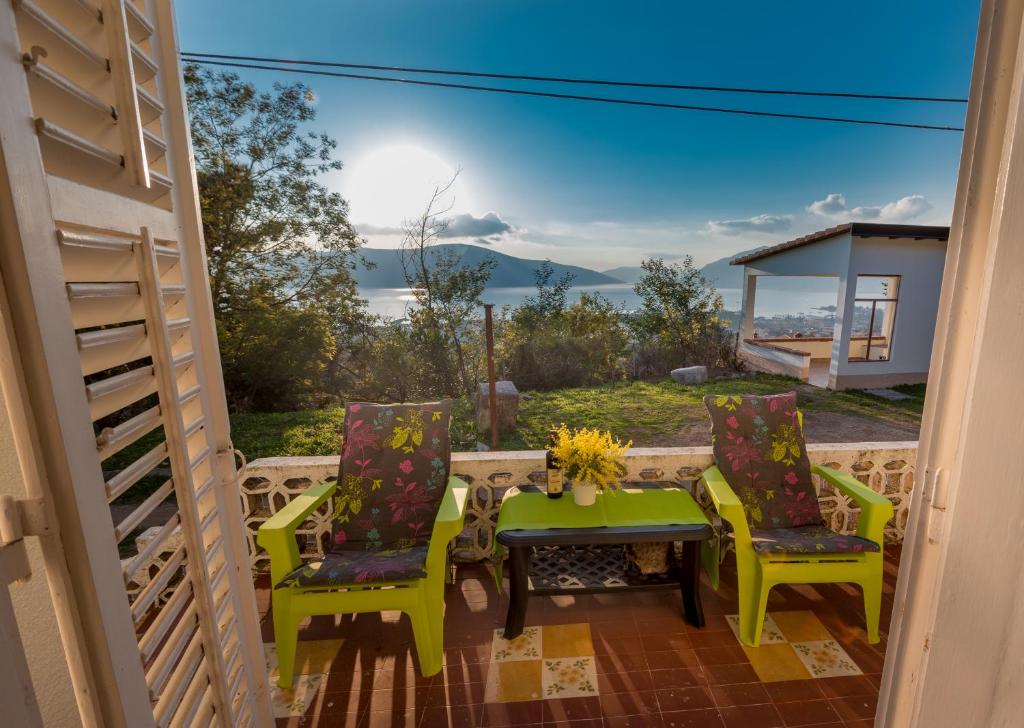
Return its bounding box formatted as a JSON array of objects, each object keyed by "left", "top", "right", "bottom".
[{"left": 240, "top": 443, "right": 916, "bottom": 572}]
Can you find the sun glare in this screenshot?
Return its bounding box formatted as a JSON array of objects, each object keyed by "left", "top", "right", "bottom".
[{"left": 343, "top": 144, "right": 471, "bottom": 229}]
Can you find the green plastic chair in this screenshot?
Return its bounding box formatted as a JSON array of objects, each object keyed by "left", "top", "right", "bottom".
[
  {"left": 258, "top": 475, "right": 468, "bottom": 686},
  {"left": 700, "top": 393, "right": 893, "bottom": 647},
  {"left": 257, "top": 400, "right": 468, "bottom": 687}
]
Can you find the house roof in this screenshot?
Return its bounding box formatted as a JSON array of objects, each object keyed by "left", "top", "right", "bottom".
[{"left": 730, "top": 222, "right": 950, "bottom": 266}]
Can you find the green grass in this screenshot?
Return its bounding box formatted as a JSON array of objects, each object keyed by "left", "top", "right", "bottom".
[
  {"left": 106, "top": 374, "right": 925, "bottom": 502},
  {"left": 494, "top": 374, "right": 925, "bottom": 449}
]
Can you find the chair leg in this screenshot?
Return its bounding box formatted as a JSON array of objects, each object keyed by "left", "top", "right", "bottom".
[
  {"left": 737, "top": 559, "right": 769, "bottom": 647},
  {"left": 408, "top": 587, "right": 442, "bottom": 677},
  {"left": 861, "top": 572, "right": 883, "bottom": 644},
  {"left": 272, "top": 590, "right": 299, "bottom": 689}
]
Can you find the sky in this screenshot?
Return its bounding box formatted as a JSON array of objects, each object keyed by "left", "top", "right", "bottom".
[{"left": 175, "top": 1, "right": 980, "bottom": 271}]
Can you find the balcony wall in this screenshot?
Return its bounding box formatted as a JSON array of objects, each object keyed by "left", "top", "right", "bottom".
[{"left": 239, "top": 443, "right": 916, "bottom": 572}]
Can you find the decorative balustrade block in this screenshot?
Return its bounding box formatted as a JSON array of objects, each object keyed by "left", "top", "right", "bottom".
[{"left": 239, "top": 443, "right": 916, "bottom": 572}]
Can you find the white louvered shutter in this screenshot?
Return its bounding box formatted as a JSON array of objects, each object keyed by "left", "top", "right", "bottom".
[{"left": 0, "top": 1, "right": 272, "bottom": 725}]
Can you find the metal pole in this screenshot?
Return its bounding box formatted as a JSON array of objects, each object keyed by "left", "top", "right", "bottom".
[{"left": 484, "top": 304, "right": 499, "bottom": 449}]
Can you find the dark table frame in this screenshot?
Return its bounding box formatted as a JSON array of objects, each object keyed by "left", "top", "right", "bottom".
[{"left": 497, "top": 520, "right": 713, "bottom": 638}]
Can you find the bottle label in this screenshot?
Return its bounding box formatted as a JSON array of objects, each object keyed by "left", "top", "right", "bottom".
[{"left": 546, "top": 469, "right": 563, "bottom": 493}]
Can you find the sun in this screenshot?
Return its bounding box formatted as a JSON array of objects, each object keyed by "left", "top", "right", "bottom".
[{"left": 342, "top": 144, "right": 471, "bottom": 228}]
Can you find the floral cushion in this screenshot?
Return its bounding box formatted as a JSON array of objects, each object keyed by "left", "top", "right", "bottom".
[
  {"left": 275, "top": 544, "right": 430, "bottom": 589},
  {"left": 750, "top": 525, "right": 880, "bottom": 555},
  {"left": 704, "top": 392, "right": 823, "bottom": 529},
  {"left": 331, "top": 401, "right": 452, "bottom": 551}
]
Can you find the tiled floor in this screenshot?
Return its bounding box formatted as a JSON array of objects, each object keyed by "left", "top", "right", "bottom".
[{"left": 261, "top": 547, "right": 900, "bottom": 727}]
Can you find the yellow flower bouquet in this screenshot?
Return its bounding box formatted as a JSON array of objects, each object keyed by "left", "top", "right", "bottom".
[{"left": 551, "top": 425, "right": 631, "bottom": 506}]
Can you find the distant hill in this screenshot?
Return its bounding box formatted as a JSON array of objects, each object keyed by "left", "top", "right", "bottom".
[
  {"left": 602, "top": 266, "right": 645, "bottom": 283},
  {"left": 354, "top": 244, "right": 623, "bottom": 288}
]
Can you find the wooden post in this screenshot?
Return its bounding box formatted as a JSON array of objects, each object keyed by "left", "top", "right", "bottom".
[{"left": 484, "top": 304, "right": 498, "bottom": 450}]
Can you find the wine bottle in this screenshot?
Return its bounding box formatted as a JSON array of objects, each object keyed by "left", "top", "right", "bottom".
[{"left": 545, "top": 429, "right": 563, "bottom": 499}]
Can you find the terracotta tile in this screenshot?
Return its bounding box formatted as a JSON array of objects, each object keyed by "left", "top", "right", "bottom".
[
  {"left": 360, "top": 706, "right": 417, "bottom": 728},
  {"left": 816, "top": 675, "right": 876, "bottom": 698},
  {"left": 599, "top": 689, "right": 660, "bottom": 717},
  {"left": 424, "top": 680, "right": 486, "bottom": 707},
  {"left": 773, "top": 698, "right": 840, "bottom": 726},
  {"left": 828, "top": 695, "right": 878, "bottom": 722},
  {"left": 542, "top": 623, "right": 594, "bottom": 658},
  {"left": 709, "top": 682, "right": 771, "bottom": 707},
  {"left": 418, "top": 703, "right": 482, "bottom": 728},
  {"left": 642, "top": 631, "right": 692, "bottom": 652},
  {"left": 655, "top": 685, "right": 715, "bottom": 712},
  {"left": 659, "top": 708, "right": 726, "bottom": 728},
  {"left": 595, "top": 651, "right": 649, "bottom": 674},
  {"left": 703, "top": 663, "right": 760, "bottom": 685},
  {"left": 763, "top": 679, "right": 823, "bottom": 704},
  {"left": 598, "top": 669, "right": 655, "bottom": 694},
  {"left": 604, "top": 714, "right": 665, "bottom": 728},
  {"left": 741, "top": 644, "right": 812, "bottom": 683},
  {"left": 718, "top": 702, "right": 785, "bottom": 728},
  {"left": 687, "top": 630, "right": 739, "bottom": 649},
  {"left": 649, "top": 666, "right": 707, "bottom": 689},
  {"left": 635, "top": 615, "right": 692, "bottom": 635},
  {"left": 540, "top": 695, "right": 604, "bottom": 722},
  {"left": 479, "top": 700, "right": 544, "bottom": 726},
  {"left": 770, "top": 611, "right": 833, "bottom": 642},
  {"left": 694, "top": 645, "right": 748, "bottom": 666},
  {"left": 646, "top": 649, "right": 702, "bottom": 670}
]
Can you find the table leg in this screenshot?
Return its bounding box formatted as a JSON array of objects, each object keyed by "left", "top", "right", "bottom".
[
  {"left": 680, "top": 540, "right": 705, "bottom": 628},
  {"left": 503, "top": 546, "right": 531, "bottom": 638}
]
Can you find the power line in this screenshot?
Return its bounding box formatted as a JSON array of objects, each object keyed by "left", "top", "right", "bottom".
[
  {"left": 181, "top": 51, "right": 968, "bottom": 104},
  {"left": 182, "top": 57, "right": 965, "bottom": 133}
]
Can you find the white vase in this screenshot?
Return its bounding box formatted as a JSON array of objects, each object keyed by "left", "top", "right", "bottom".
[{"left": 573, "top": 481, "right": 597, "bottom": 506}]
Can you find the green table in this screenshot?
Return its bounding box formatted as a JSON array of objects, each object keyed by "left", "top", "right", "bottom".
[{"left": 495, "top": 482, "right": 712, "bottom": 637}]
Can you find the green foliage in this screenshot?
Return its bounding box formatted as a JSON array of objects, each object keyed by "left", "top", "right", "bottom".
[
  {"left": 628, "top": 257, "right": 736, "bottom": 376},
  {"left": 399, "top": 179, "right": 495, "bottom": 398},
  {"left": 499, "top": 262, "right": 629, "bottom": 390},
  {"left": 185, "top": 65, "right": 370, "bottom": 411}
]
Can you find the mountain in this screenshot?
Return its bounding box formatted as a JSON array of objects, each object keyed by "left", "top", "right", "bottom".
[
  {"left": 354, "top": 244, "right": 623, "bottom": 288},
  {"left": 601, "top": 266, "right": 646, "bottom": 284}
]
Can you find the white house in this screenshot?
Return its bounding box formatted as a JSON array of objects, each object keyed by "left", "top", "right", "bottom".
[{"left": 733, "top": 222, "right": 949, "bottom": 390}]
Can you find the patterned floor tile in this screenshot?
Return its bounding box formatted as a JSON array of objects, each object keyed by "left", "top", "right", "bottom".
[
  {"left": 725, "top": 613, "right": 787, "bottom": 645},
  {"left": 270, "top": 673, "right": 324, "bottom": 718},
  {"left": 264, "top": 639, "right": 343, "bottom": 681},
  {"left": 491, "top": 626, "right": 542, "bottom": 662},
  {"left": 771, "top": 611, "right": 834, "bottom": 642},
  {"left": 485, "top": 658, "right": 543, "bottom": 702},
  {"left": 741, "top": 643, "right": 813, "bottom": 683},
  {"left": 542, "top": 623, "right": 595, "bottom": 658},
  {"left": 791, "top": 640, "right": 863, "bottom": 678},
  {"left": 542, "top": 657, "right": 599, "bottom": 698}
]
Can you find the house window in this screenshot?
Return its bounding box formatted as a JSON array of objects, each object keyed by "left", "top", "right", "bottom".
[{"left": 848, "top": 275, "right": 900, "bottom": 362}]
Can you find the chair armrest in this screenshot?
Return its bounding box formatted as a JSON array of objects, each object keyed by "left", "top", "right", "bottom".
[
  {"left": 257, "top": 480, "right": 338, "bottom": 585},
  {"left": 427, "top": 477, "right": 470, "bottom": 572},
  {"left": 701, "top": 465, "right": 751, "bottom": 545},
  {"left": 813, "top": 465, "right": 893, "bottom": 544}
]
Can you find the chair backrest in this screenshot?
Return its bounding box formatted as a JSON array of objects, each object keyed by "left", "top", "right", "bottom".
[
  {"left": 332, "top": 401, "right": 453, "bottom": 550},
  {"left": 703, "top": 391, "right": 823, "bottom": 529}
]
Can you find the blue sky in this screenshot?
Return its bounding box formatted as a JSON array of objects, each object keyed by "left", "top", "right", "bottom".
[{"left": 175, "top": 1, "right": 980, "bottom": 270}]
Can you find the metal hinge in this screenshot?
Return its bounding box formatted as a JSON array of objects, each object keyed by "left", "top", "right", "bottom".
[{"left": 0, "top": 495, "right": 49, "bottom": 586}]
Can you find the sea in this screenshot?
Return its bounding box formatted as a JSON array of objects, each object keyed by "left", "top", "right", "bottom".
[{"left": 361, "top": 283, "right": 838, "bottom": 320}]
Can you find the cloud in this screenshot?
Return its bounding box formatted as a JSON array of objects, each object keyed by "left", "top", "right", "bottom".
[
  {"left": 355, "top": 223, "right": 404, "bottom": 236},
  {"left": 807, "top": 193, "right": 933, "bottom": 223},
  {"left": 807, "top": 193, "right": 849, "bottom": 217},
  {"left": 439, "top": 211, "right": 517, "bottom": 243},
  {"left": 706, "top": 214, "right": 793, "bottom": 236}
]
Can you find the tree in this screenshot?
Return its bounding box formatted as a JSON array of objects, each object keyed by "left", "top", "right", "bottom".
[
  {"left": 184, "top": 65, "right": 370, "bottom": 410},
  {"left": 399, "top": 176, "right": 495, "bottom": 397},
  {"left": 500, "top": 264, "right": 628, "bottom": 390},
  {"left": 629, "top": 257, "right": 730, "bottom": 375}
]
